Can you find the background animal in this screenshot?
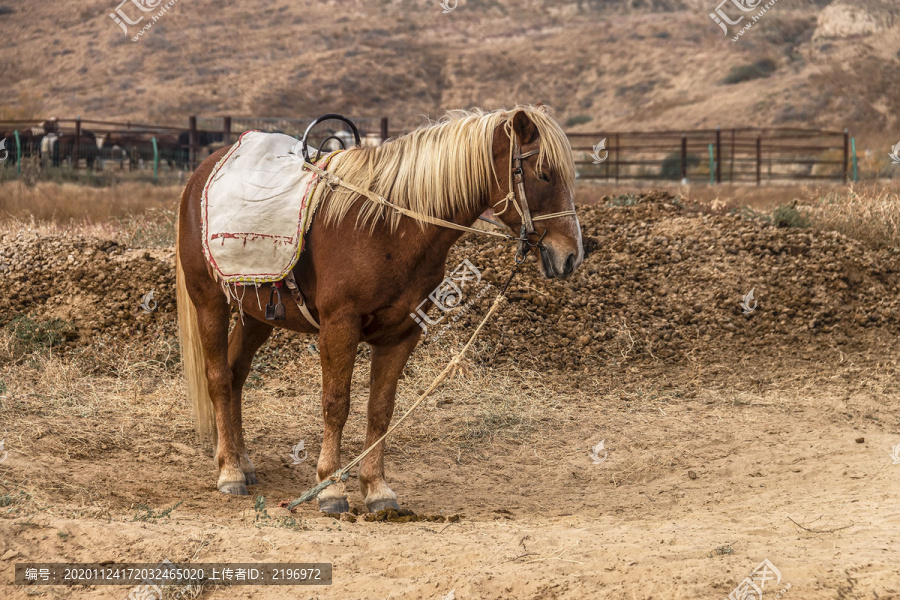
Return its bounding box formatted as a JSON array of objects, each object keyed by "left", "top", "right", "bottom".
[{"left": 101, "top": 132, "right": 180, "bottom": 169}]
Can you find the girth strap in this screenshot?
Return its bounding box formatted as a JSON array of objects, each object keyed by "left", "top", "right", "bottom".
[{"left": 284, "top": 271, "right": 319, "bottom": 329}]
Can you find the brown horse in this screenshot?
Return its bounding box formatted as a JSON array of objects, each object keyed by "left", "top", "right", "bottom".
[
  {"left": 101, "top": 132, "right": 180, "bottom": 169},
  {"left": 176, "top": 106, "right": 583, "bottom": 513}
]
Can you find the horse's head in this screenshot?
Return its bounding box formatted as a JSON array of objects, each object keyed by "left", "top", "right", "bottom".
[
  {"left": 41, "top": 118, "right": 59, "bottom": 134},
  {"left": 491, "top": 108, "right": 583, "bottom": 279}
]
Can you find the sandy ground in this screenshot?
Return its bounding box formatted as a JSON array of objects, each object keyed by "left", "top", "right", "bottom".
[{"left": 2, "top": 348, "right": 899, "bottom": 600}]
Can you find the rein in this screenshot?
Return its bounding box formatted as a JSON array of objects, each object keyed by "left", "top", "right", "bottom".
[
  {"left": 285, "top": 122, "right": 576, "bottom": 508},
  {"left": 287, "top": 249, "right": 528, "bottom": 510},
  {"left": 298, "top": 124, "right": 576, "bottom": 248}
]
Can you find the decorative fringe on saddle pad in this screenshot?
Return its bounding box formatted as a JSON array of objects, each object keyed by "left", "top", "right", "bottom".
[{"left": 201, "top": 130, "right": 341, "bottom": 305}]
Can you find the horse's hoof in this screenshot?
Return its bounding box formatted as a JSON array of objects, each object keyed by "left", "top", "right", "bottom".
[
  {"left": 245, "top": 472, "right": 258, "bottom": 486},
  {"left": 219, "top": 482, "right": 249, "bottom": 495},
  {"left": 318, "top": 497, "right": 349, "bottom": 514},
  {"left": 366, "top": 497, "right": 400, "bottom": 513}
]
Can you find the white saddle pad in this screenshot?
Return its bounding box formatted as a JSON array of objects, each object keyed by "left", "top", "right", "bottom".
[{"left": 201, "top": 131, "right": 339, "bottom": 284}]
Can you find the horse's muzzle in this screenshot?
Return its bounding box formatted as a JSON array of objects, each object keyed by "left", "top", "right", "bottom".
[{"left": 539, "top": 245, "right": 580, "bottom": 280}]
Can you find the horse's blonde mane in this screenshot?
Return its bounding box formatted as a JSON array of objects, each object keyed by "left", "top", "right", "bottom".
[{"left": 315, "top": 105, "right": 575, "bottom": 231}]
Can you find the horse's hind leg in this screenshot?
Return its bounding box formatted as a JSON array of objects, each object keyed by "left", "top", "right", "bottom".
[
  {"left": 360, "top": 331, "right": 421, "bottom": 513},
  {"left": 227, "top": 316, "right": 273, "bottom": 486},
  {"left": 193, "top": 293, "right": 249, "bottom": 495}
]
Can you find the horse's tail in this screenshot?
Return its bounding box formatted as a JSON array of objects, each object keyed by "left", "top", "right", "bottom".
[{"left": 175, "top": 212, "right": 217, "bottom": 452}]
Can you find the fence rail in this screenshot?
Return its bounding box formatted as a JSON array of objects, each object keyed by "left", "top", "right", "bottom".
[
  {"left": 569, "top": 128, "right": 853, "bottom": 184},
  {"left": 0, "top": 117, "right": 856, "bottom": 185}
]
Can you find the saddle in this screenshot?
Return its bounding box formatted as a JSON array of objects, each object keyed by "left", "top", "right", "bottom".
[{"left": 201, "top": 130, "right": 339, "bottom": 285}]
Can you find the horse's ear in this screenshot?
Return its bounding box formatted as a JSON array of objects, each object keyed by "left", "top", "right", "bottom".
[{"left": 511, "top": 110, "right": 538, "bottom": 145}]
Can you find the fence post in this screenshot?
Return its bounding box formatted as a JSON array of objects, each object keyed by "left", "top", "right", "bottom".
[
  {"left": 843, "top": 129, "right": 849, "bottom": 183},
  {"left": 730, "top": 129, "right": 736, "bottom": 182},
  {"left": 13, "top": 130, "right": 21, "bottom": 176},
  {"left": 380, "top": 117, "right": 389, "bottom": 143},
  {"left": 74, "top": 116, "right": 82, "bottom": 169},
  {"left": 707, "top": 144, "right": 715, "bottom": 185},
  {"left": 851, "top": 137, "right": 858, "bottom": 183},
  {"left": 614, "top": 133, "right": 619, "bottom": 184},
  {"left": 223, "top": 116, "right": 232, "bottom": 145},
  {"left": 756, "top": 136, "right": 761, "bottom": 185},
  {"left": 680, "top": 134, "right": 687, "bottom": 182},
  {"left": 715, "top": 127, "right": 721, "bottom": 184},
  {"left": 189, "top": 115, "right": 198, "bottom": 171},
  {"left": 152, "top": 136, "right": 159, "bottom": 184}
]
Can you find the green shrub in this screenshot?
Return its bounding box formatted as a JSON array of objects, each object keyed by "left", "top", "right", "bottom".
[
  {"left": 722, "top": 58, "right": 777, "bottom": 85},
  {"left": 772, "top": 202, "right": 809, "bottom": 228},
  {"left": 565, "top": 114, "right": 592, "bottom": 128},
  {"left": 4, "top": 315, "right": 76, "bottom": 356},
  {"left": 733, "top": 202, "right": 809, "bottom": 229},
  {"left": 660, "top": 151, "right": 701, "bottom": 179}
]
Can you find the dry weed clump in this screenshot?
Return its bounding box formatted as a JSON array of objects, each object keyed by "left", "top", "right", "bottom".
[
  {"left": 0, "top": 325, "right": 191, "bottom": 477},
  {"left": 0, "top": 180, "right": 181, "bottom": 245},
  {"left": 796, "top": 184, "right": 900, "bottom": 250}
]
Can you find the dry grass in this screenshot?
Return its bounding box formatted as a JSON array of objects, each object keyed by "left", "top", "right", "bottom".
[
  {"left": 0, "top": 180, "right": 181, "bottom": 247},
  {"left": 577, "top": 181, "right": 900, "bottom": 250},
  {"left": 0, "top": 180, "right": 180, "bottom": 224},
  {"left": 0, "top": 317, "right": 577, "bottom": 484},
  {"left": 577, "top": 180, "right": 900, "bottom": 212},
  {"left": 796, "top": 184, "right": 900, "bottom": 250}
]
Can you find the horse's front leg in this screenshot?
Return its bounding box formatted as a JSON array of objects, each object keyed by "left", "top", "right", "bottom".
[
  {"left": 360, "top": 329, "right": 421, "bottom": 513},
  {"left": 315, "top": 315, "right": 361, "bottom": 514}
]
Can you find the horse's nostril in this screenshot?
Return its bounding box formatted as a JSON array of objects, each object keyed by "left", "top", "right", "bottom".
[{"left": 564, "top": 253, "right": 575, "bottom": 274}]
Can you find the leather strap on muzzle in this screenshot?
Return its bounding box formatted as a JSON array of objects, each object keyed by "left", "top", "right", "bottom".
[{"left": 493, "top": 131, "right": 576, "bottom": 257}]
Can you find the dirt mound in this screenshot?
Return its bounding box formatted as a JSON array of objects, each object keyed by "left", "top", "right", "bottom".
[
  {"left": 434, "top": 192, "right": 900, "bottom": 369},
  {"left": 2, "top": 192, "right": 899, "bottom": 370},
  {"left": 0, "top": 234, "right": 176, "bottom": 350}
]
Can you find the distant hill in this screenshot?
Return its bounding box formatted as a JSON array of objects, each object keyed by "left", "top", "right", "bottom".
[{"left": 1, "top": 0, "right": 899, "bottom": 147}]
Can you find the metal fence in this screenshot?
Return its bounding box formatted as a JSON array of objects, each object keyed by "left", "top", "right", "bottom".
[
  {"left": 0, "top": 116, "right": 391, "bottom": 182},
  {"left": 1, "top": 117, "right": 855, "bottom": 185},
  {"left": 569, "top": 128, "right": 854, "bottom": 184}
]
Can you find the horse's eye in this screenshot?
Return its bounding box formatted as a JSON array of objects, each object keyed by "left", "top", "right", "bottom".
[{"left": 536, "top": 171, "right": 550, "bottom": 182}]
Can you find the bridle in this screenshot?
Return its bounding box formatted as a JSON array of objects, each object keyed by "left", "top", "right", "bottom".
[
  {"left": 487, "top": 129, "right": 577, "bottom": 262},
  {"left": 297, "top": 118, "right": 577, "bottom": 259}
]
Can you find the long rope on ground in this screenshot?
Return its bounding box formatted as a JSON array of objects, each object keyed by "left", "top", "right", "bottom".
[{"left": 287, "top": 259, "right": 522, "bottom": 510}]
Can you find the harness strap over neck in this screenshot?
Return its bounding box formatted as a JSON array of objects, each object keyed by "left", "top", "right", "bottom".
[
  {"left": 301, "top": 118, "right": 577, "bottom": 243},
  {"left": 303, "top": 161, "right": 516, "bottom": 240}
]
